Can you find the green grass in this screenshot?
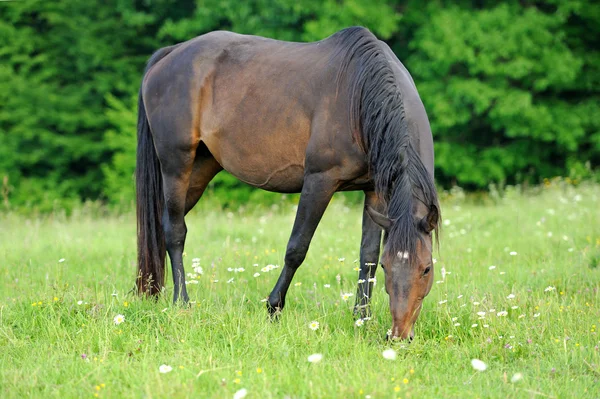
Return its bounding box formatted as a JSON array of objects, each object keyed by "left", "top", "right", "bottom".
[{"left": 1, "top": 183, "right": 599, "bottom": 398}]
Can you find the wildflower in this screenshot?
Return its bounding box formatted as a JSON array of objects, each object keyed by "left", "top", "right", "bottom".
[
  {"left": 381, "top": 349, "right": 397, "bottom": 361},
  {"left": 454, "top": 323, "right": 461, "bottom": 327},
  {"left": 77, "top": 300, "right": 84, "bottom": 305},
  {"left": 353, "top": 267, "right": 361, "bottom": 271},
  {"left": 355, "top": 319, "right": 364, "bottom": 327},
  {"left": 489, "top": 265, "right": 496, "bottom": 270},
  {"left": 336, "top": 274, "right": 341, "bottom": 283},
  {"left": 227, "top": 278, "right": 234, "bottom": 284},
  {"left": 507, "top": 294, "right": 515, "bottom": 299},
  {"left": 338, "top": 258, "right": 345, "bottom": 262},
  {"left": 324, "top": 284, "right": 331, "bottom": 288},
  {"left": 256, "top": 368, "right": 262, "bottom": 373},
  {"left": 253, "top": 273, "right": 260, "bottom": 277},
  {"left": 81, "top": 354, "right": 87, "bottom": 360},
  {"left": 357, "top": 279, "right": 366, "bottom": 284},
  {"left": 58, "top": 258, "right": 65, "bottom": 263},
  {"left": 533, "top": 313, "right": 540, "bottom": 318},
  {"left": 473, "top": 301, "right": 480, "bottom": 306},
  {"left": 341, "top": 293, "right": 353, "bottom": 301},
  {"left": 307, "top": 353, "right": 323, "bottom": 363},
  {"left": 509, "top": 252, "right": 517, "bottom": 256},
  {"left": 471, "top": 359, "right": 487, "bottom": 371},
  {"left": 113, "top": 314, "right": 125, "bottom": 325},
  {"left": 477, "top": 311, "right": 486, "bottom": 317},
  {"left": 367, "top": 277, "right": 376, "bottom": 285},
  {"left": 457, "top": 294, "right": 463, "bottom": 299},
  {"left": 308, "top": 321, "right": 319, "bottom": 331},
  {"left": 159, "top": 364, "right": 173, "bottom": 373},
  {"left": 403, "top": 378, "right": 409, "bottom": 384},
  {"left": 233, "top": 388, "right": 248, "bottom": 399},
  {"left": 438, "top": 300, "right": 447, "bottom": 304},
  {"left": 497, "top": 311, "right": 508, "bottom": 317},
  {"left": 518, "top": 314, "right": 525, "bottom": 319},
  {"left": 294, "top": 282, "right": 302, "bottom": 286},
  {"left": 471, "top": 324, "right": 478, "bottom": 328},
  {"left": 545, "top": 286, "right": 556, "bottom": 292},
  {"left": 511, "top": 373, "right": 523, "bottom": 383},
  {"left": 511, "top": 306, "right": 519, "bottom": 310}
]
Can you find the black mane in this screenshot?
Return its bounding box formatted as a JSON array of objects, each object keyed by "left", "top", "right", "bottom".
[{"left": 331, "top": 27, "right": 440, "bottom": 262}]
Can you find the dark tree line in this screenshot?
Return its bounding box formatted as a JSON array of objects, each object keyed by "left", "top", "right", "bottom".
[{"left": 1, "top": 0, "right": 598, "bottom": 211}]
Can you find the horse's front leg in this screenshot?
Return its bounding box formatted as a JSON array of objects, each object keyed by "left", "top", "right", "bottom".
[
  {"left": 354, "top": 191, "right": 383, "bottom": 318},
  {"left": 267, "top": 171, "right": 338, "bottom": 315}
]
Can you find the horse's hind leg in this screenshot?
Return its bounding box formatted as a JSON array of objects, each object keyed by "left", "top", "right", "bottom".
[
  {"left": 159, "top": 150, "right": 194, "bottom": 304},
  {"left": 160, "top": 142, "right": 222, "bottom": 304}
]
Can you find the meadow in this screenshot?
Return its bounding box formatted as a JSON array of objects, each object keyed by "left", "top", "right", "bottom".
[{"left": 1, "top": 181, "right": 599, "bottom": 398}]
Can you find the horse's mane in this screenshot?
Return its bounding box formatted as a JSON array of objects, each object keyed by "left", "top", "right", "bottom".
[{"left": 330, "top": 26, "right": 440, "bottom": 263}]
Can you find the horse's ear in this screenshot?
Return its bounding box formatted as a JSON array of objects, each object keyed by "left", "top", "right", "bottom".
[
  {"left": 420, "top": 204, "right": 439, "bottom": 233},
  {"left": 366, "top": 206, "right": 392, "bottom": 230}
]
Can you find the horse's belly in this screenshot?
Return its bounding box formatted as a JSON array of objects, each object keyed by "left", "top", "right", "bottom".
[
  {"left": 237, "top": 163, "right": 306, "bottom": 193},
  {"left": 203, "top": 132, "right": 308, "bottom": 194}
]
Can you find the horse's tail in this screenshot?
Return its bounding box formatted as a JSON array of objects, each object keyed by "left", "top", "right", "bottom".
[{"left": 135, "top": 45, "right": 177, "bottom": 296}]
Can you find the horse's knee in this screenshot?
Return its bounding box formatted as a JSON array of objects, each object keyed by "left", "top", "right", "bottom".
[{"left": 284, "top": 245, "right": 307, "bottom": 269}]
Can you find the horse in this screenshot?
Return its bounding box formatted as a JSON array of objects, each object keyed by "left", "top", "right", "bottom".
[{"left": 135, "top": 26, "right": 440, "bottom": 340}]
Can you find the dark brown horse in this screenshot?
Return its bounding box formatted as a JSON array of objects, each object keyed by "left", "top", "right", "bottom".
[{"left": 136, "top": 27, "right": 440, "bottom": 339}]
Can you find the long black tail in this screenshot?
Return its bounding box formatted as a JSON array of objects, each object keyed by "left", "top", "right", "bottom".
[{"left": 136, "top": 45, "right": 177, "bottom": 296}]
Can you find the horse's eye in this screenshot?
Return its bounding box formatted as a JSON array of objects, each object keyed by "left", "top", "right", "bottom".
[{"left": 423, "top": 266, "right": 431, "bottom": 276}]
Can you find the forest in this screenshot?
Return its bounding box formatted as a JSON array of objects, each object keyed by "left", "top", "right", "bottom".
[{"left": 1, "top": 0, "right": 598, "bottom": 211}]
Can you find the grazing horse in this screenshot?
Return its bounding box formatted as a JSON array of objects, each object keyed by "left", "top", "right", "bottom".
[{"left": 136, "top": 27, "right": 440, "bottom": 340}]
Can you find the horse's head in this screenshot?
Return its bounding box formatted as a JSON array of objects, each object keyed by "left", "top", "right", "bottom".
[{"left": 367, "top": 203, "right": 439, "bottom": 340}]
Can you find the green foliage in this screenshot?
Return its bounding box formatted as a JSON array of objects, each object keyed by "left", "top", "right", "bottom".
[
  {"left": 399, "top": 0, "right": 600, "bottom": 187},
  {"left": 0, "top": 0, "right": 598, "bottom": 211}
]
